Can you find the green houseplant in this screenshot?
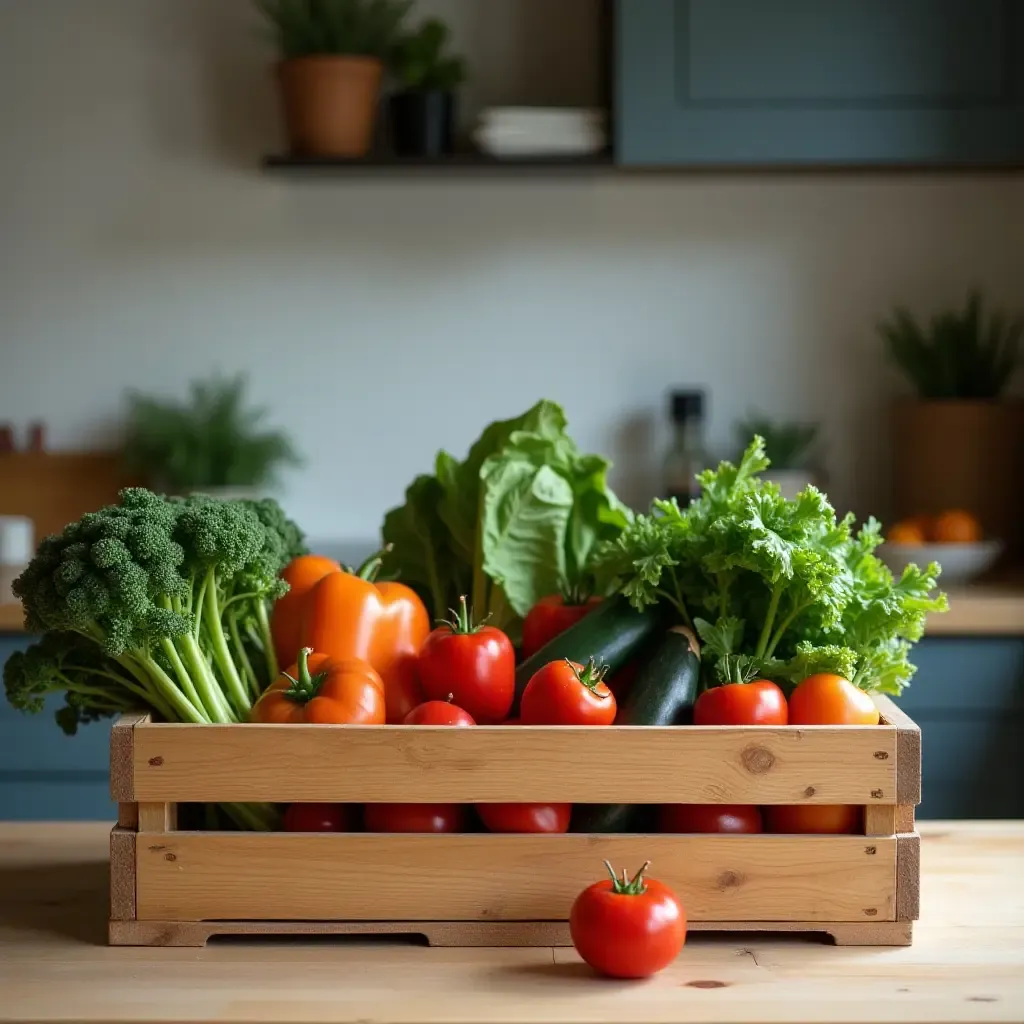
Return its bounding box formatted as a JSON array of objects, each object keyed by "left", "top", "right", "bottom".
[
  {"left": 256, "top": 0, "right": 413, "bottom": 157},
  {"left": 878, "top": 289, "right": 1024, "bottom": 556},
  {"left": 734, "top": 414, "right": 821, "bottom": 499},
  {"left": 124, "top": 374, "right": 300, "bottom": 497},
  {"left": 389, "top": 18, "right": 467, "bottom": 157}
]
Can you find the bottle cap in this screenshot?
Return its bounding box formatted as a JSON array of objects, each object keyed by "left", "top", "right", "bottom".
[{"left": 670, "top": 390, "right": 704, "bottom": 422}]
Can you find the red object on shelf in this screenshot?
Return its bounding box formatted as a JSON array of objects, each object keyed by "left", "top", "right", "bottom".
[
  {"left": 27, "top": 422, "right": 46, "bottom": 452},
  {"left": 0, "top": 425, "right": 14, "bottom": 453}
]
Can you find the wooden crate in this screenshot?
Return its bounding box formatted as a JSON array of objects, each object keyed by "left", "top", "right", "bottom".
[{"left": 108, "top": 697, "right": 921, "bottom": 948}]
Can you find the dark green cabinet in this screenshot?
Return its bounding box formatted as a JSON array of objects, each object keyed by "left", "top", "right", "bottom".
[{"left": 616, "top": 0, "right": 1024, "bottom": 166}]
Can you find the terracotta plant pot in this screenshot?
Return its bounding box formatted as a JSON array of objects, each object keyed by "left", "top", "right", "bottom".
[
  {"left": 892, "top": 399, "right": 1024, "bottom": 558},
  {"left": 276, "top": 56, "right": 383, "bottom": 157}
]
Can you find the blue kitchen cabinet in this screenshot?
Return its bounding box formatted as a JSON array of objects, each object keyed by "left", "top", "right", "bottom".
[
  {"left": 0, "top": 634, "right": 114, "bottom": 821},
  {"left": 616, "top": 0, "right": 1024, "bottom": 166},
  {"left": 896, "top": 638, "right": 1024, "bottom": 820}
]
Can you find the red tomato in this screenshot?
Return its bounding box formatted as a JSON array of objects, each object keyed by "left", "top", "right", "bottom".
[
  {"left": 418, "top": 597, "right": 515, "bottom": 724},
  {"left": 570, "top": 861, "right": 686, "bottom": 979},
  {"left": 363, "top": 803, "right": 465, "bottom": 833},
  {"left": 403, "top": 699, "right": 476, "bottom": 726},
  {"left": 521, "top": 594, "right": 602, "bottom": 659},
  {"left": 659, "top": 804, "right": 763, "bottom": 834},
  {"left": 789, "top": 673, "right": 881, "bottom": 725},
  {"left": 693, "top": 680, "right": 788, "bottom": 726},
  {"left": 765, "top": 804, "right": 862, "bottom": 834},
  {"left": 520, "top": 658, "right": 617, "bottom": 726},
  {"left": 477, "top": 803, "right": 572, "bottom": 834},
  {"left": 282, "top": 803, "right": 348, "bottom": 832}
]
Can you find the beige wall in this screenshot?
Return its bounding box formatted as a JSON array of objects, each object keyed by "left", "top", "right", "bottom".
[{"left": 1, "top": 0, "right": 1022, "bottom": 541}]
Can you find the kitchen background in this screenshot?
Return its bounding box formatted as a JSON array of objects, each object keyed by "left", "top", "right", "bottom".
[{"left": 1, "top": 0, "right": 1022, "bottom": 820}]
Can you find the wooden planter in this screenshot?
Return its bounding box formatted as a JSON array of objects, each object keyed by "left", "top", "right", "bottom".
[{"left": 108, "top": 697, "right": 921, "bottom": 948}]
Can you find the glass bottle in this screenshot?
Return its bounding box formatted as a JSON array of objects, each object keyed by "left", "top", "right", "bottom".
[{"left": 663, "top": 390, "right": 707, "bottom": 505}]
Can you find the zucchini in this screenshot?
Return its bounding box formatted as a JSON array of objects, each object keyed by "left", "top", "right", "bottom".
[
  {"left": 573, "top": 626, "right": 702, "bottom": 834},
  {"left": 513, "top": 595, "right": 662, "bottom": 711}
]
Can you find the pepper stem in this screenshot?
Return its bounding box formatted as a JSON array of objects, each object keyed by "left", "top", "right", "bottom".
[
  {"left": 569, "top": 657, "right": 611, "bottom": 698},
  {"left": 437, "top": 595, "right": 489, "bottom": 635},
  {"left": 282, "top": 647, "right": 328, "bottom": 705},
  {"left": 348, "top": 545, "right": 394, "bottom": 582},
  {"left": 604, "top": 860, "right": 651, "bottom": 896}
]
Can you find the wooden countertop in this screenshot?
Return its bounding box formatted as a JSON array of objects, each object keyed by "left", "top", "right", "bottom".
[{"left": 0, "top": 822, "right": 1021, "bottom": 1024}]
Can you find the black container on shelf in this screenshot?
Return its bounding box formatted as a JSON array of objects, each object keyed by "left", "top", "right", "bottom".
[{"left": 389, "top": 90, "right": 456, "bottom": 158}]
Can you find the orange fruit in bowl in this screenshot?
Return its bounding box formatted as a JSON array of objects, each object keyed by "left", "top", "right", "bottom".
[
  {"left": 887, "top": 520, "right": 927, "bottom": 545},
  {"left": 932, "top": 509, "right": 983, "bottom": 544}
]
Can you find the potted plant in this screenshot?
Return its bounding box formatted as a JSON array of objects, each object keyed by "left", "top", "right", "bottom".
[
  {"left": 389, "top": 17, "right": 467, "bottom": 157},
  {"left": 256, "top": 0, "right": 412, "bottom": 158},
  {"left": 124, "top": 374, "right": 300, "bottom": 499},
  {"left": 879, "top": 289, "right": 1023, "bottom": 557},
  {"left": 735, "top": 414, "right": 821, "bottom": 500}
]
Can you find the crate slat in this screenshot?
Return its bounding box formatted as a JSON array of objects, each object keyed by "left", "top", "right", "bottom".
[
  {"left": 135, "top": 833, "right": 896, "bottom": 924},
  {"left": 131, "top": 724, "right": 898, "bottom": 804}
]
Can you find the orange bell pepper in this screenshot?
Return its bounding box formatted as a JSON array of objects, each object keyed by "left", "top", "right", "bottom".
[
  {"left": 298, "top": 548, "right": 430, "bottom": 723},
  {"left": 272, "top": 554, "right": 342, "bottom": 670},
  {"left": 251, "top": 648, "right": 385, "bottom": 724}
]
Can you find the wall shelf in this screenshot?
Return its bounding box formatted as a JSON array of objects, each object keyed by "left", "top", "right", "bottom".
[{"left": 262, "top": 152, "right": 615, "bottom": 174}]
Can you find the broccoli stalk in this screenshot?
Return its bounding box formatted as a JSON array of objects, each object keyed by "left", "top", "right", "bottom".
[{"left": 3, "top": 488, "right": 307, "bottom": 832}]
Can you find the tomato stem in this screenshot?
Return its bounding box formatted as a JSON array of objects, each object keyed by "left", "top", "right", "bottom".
[
  {"left": 559, "top": 580, "right": 594, "bottom": 606},
  {"left": 437, "top": 595, "right": 490, "bottom": 635},
  {"left": 569, "top": 657, "right": 611, "bottom": 698},
  {"left": 603, "top": 859, "right": 650, "bottom": 896},
  {"left": 282, "top": 647, "right": 329, "bottom": 705}
]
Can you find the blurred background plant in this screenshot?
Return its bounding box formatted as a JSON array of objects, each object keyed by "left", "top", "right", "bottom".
[
  {"left": 735, "top": 414, "right": 820, "bottom": 471},
  {"left": 254, "top": 0, "right": 413, "bottom": 59},
  {"left": 392, "top": 17, "right": 467, "bottom": 90},
  {"left": 123, "top": 374, "right": 300, "bottom": 494}
]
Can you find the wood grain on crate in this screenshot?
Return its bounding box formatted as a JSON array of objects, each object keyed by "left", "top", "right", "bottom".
[
  {"left": 134, "top": 833, "right": 896, "bottom": 924},
  {"left": 108, "top": 828, "right": 135, "bottom": 922},
  {"left": 874, "top": 695, "right": 922, "bottom": 805},
  {"left": 129, "top": 721, "right": 898, "bottom": 804}
]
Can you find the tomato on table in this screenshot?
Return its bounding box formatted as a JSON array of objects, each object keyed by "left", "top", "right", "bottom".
[
  {"left": 521, "top": 594, "right": 602, "bottom": 660},
  {"left": 765, "top": 804, "right": 862, "bottom": 834},
  {"left": 404, "top": 699, "right": 476, "bottom": 726},
  {"left": 418, "top": 596, "right": 515, "bottom": 724},
  {"left": 282, "top": 803, "right": 349, "bottom": 832},
  {"left": 477, "top": 803, "right": 572, "bottom": 834},
  {"left": 659, "top": 804, "right": 762, "bottom": 834},
  {"left": 693, "top": 679, "right": 788, "bottom": 726},
  {"left": 363, "top": 803, "right": 465, "bottom": 833},
  {"left": 789, "top": 673, "right": 880, "bottom": 726},
  {"left": 520, "top": 658, "right": 617, "bottom": 726},
  {"left": 570, "top": 861, "right": 686, "bottom": 979}
]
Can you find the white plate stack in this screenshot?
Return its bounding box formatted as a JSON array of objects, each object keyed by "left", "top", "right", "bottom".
[{"left": 473, "top": 107, "right": 607, "bottom": 158}]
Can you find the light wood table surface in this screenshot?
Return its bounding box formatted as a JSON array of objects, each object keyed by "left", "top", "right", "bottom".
[{"left": 0, "top": 822, "right": 1021, "bottom": 1024}]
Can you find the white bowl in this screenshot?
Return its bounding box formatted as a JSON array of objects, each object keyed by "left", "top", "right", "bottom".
[{"left": 878, "top": 540, "right": 1004, "bottom": 586}]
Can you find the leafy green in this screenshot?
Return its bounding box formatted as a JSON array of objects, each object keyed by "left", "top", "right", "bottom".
[
  {"left": 734, "top": 413, "right": 819, "bottom": 470},
  {"left": 393, "top": 17, "right": 467, "bottom": 91},
  {"left": 593, "top": 436, "right": 947, "bottom": 695},
  {"left": 381, "top": 400, "right": 631, "bottom": 638}
]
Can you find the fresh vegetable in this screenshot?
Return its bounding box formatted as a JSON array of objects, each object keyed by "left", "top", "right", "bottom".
[
  {"left": 417, "top": 597, "right": 514, "bottom": 724},
  {"left": 521, "top": 593, "right": 602, "bottom": 660},
  {"left": 569, "top": 861, "right": 686, "bottom": 980},
  {"left": 271, "top": 554, "right": 341, "bottom": 669},
  {"left": 572, "top": 628, "right": 700, "bottom": 833},
  {"left": 659, "top": 804, "right": 762, "bottom": 834},
  {"left": 299, "top": 549, "right": 430, "bottom": 723},
  {"left": 765, "top": 804, "right": 862, "bottom": 835},
  {"left": 693, "top": 679, "right": 788, "bottom": 726},
  {"left": 282, "top": 803, "right": 349, "bottom": 832},
  {"left": 476, "top": 803, "right": 571, "bottom": 834},
  {"left": 251, "top": 648, "right": 385, "bottom": 724},
  {"left": 513, "top": 595, "right": 662, "bottom": 709},
  {"left": 788, "top": 673, "right": 880, "bottom": 726},
  {"left": 520, "top": 658, "right": 616, "bottom": 726},
  {"left": 380, "top": 400, "right": 632, "bottom": 638},
  {"left": 404, "top": 698, "right": 475, "bottom": 726},
  {"left": 593, "top": 436, "right": 948, "bottom": 696},
  {"left": 364, "top": 803, "right": 465, "bottom": 833}
]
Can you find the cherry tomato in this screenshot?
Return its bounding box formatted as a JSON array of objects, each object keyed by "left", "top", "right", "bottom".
[
  {"left": 765, "top": 804, "right": 862, "bottom": 834},
  {"left": 404, "top": 699, "right": 476, "bottom": 726},
  {"left": 418, "top": 597, "right": 515, "bottom": 724},
  {"left": 363, "top": 803, "right": 465, "bottom": 833},
  {"left": 282, "top": 803, "right": 349, "bottom": 832},
  {"left": 789, "top": 673, "right": 880, "bottom": 725},
  {"left": 693, "top": 680, "right": 788, "bottom": 726},
  {"left": 477, "top": 803, "right": 572, "bottom": 833},
  {"left": 521, "top": 594, "right": 602, "bottom": 659},
  {"left": 570, "top": 861, "right": 686, "bottom": 979},
  {"left": 520, "top": 658, "right": 617, "bottom": 726},
  {"left": 659, "top": 804, "right": 762, "bottom": 834}
]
